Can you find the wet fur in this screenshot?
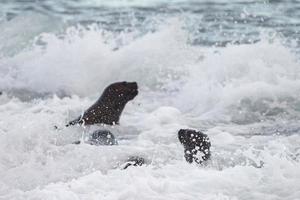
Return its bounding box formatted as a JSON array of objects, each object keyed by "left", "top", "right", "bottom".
[
  {"left": 67, "top": 81, "right": 138, "bottom": 126},
  {"left": 178, "top": 129, "right": 211, "bottom": 164}
]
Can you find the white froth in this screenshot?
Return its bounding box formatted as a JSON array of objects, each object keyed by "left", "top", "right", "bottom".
[{"left": 0, "top": 20, "right": 300, "bottom": 200}]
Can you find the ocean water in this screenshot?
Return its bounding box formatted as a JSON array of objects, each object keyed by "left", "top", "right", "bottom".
[{"left": 0, "top": 1, "right": 300, "bottom": 199}]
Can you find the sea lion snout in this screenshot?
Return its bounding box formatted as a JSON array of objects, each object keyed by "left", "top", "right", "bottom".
[
  {"left": 124, "top": 81, "right": 138, "bottom": 96},
  {"left": 112, "top": 81, "right": 138, "bottom": 101},
  {"left": 178, "top": 129, "right": 211, "bottom": 164},
  {"left": 125, "top": 81, "right": 138, "bottom": 89}
]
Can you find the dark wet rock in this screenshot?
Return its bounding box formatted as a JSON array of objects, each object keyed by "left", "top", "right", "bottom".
[
  {"left": 88, "top": 129, "right": 118, "bottom": 146},
  {"left": 73, "top": 129, "right": 118, "bottom": 146}
]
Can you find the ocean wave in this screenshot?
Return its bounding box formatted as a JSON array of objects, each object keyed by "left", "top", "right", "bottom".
[{"left": 1, "top": 21, "right": 300, "bottom": 123}]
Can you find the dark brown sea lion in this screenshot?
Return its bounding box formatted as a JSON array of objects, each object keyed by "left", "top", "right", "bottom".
[
  {"left": 67, "top": 81, "right": 138, "bottom": 127},
  {"left": 178, "top": 129, "right": 211, "bottom": 164}
]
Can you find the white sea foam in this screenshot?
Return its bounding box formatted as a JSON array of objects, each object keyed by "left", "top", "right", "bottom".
[
  {"left": 0, "top": 20, "right": 300, "bottom": 199},
  {"left": 1, "top": 21, "right": 299, "bottom": 120}
]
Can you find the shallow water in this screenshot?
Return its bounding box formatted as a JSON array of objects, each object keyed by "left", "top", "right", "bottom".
[{"left": 0, "top": 1, "right": 300, "bottom": 199}]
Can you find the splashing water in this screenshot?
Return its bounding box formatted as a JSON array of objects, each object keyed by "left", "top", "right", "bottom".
[{"left": 0, "top": 1, "right": 300, "bottom": 199}]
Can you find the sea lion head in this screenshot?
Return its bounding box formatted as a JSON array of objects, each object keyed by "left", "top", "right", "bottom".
[
  {"left": 103, "top": 81, "right": 138, "bottom": 103},
  {"left": 178, "top": 129, "right": 211, "bottom": 164}
]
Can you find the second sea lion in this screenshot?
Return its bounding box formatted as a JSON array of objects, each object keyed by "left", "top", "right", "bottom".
[{"left": 178, "top": 129, "right": 211, "bottom": 164}]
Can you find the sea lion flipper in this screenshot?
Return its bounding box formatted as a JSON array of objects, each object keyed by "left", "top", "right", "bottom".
[{"left": 66, "top": 117, "right": 83, "bottom": 127}]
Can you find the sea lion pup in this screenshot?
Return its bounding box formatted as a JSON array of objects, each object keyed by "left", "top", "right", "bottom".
[
  {"left": 67, "top": 81, "right": 138, "bottom": 127},
  {"left": 73, "top": 129, "right": 118, "bottom": 145},
  {"left": 178, "top": 129, "right": 211, "bottom": 164}
]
